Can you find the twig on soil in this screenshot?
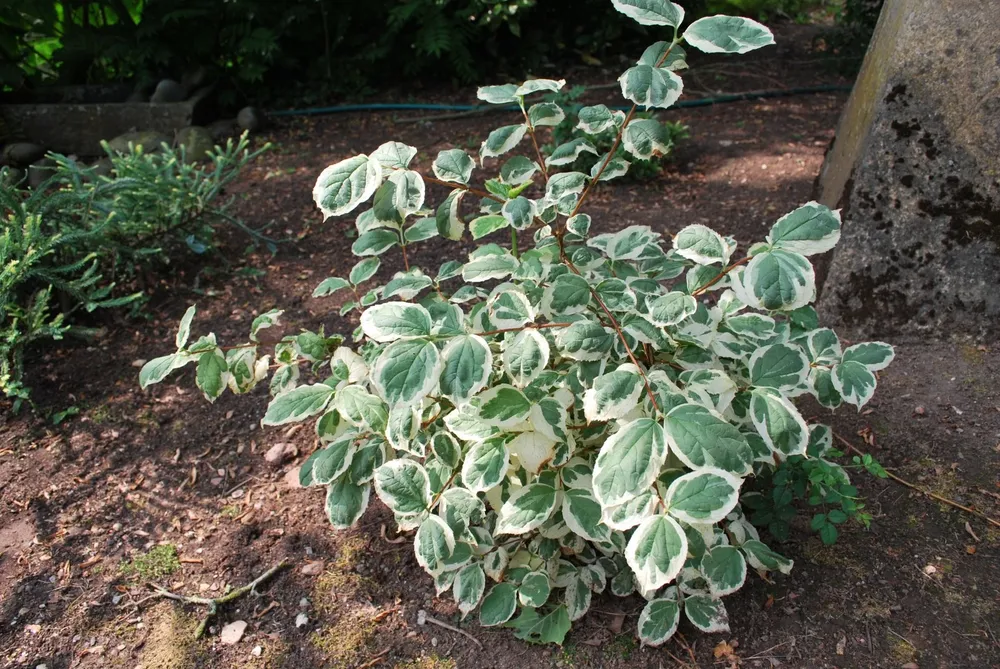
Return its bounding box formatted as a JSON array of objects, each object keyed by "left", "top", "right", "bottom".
[
  {"left": 417, "top": 609, "right": 483, "bottom": 648},
  {"left": 832, "top": 432, "right": 1000, "bottom": 530},
  {"left": 743, "top": 639, "right": 794, "bottom": 661},
  {"left": 357, "top": 648, "right": 393, "bottom": 669},
  {"left": 143, "top": 560, "right": 289, "bottom": 638},
  {"left": 886, "top": 627, "right": 914, "bottom": 648}
]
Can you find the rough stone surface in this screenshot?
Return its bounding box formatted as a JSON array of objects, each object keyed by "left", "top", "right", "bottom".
[
  {"left": 1, "top": 166, "right": 26, "bottom": 188},
  {"left": 207, "top": 118, "right": 238, "bottom": 142},
  {"left": 236, "top": 106, "right": 264, "bottom": 132},
  {"left": 815, "top": 0, "right": 1000, "bottom": 339},
  {"left": 3, "top": 142, "right": 47, "bottom": 166},
  {"left": 107, "top": 130, "right": 170, "bottom": 155},
  {"left": 27, "top": 157, "right": 58, "bottom": 190},
  {"left": 150, "top": 79, "right": 186, "bottom": 104},
  {"left": 175, "top": 126, "right": 215, "bottom": 162}
]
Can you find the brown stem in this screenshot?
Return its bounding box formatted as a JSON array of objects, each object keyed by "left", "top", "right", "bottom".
[
  {"left": 521, "top": 108, "right": 550, "bottom": 184},
  {"left": 479, "top": 322, "right": 572, "bottom": 337},
  {"left": 422, "top": 174, "right": 503, "bottom": 204},
  {"left": 400, "top": 242, "right": 410, "bottom": 271},
  {"left": 691, "top": 255, "right": 751, "bottom": 296},
  {"left": 569, "top": 41, "right": 679, "bottom": 220},
  {"left": 562, "top": 256, "right": 660, "bottom": 413},
  {"left": 831, "top": 431, "right": 1000, "bottom": 530}
]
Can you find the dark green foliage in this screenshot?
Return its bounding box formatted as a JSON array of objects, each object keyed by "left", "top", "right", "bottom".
[
  {"left": 742, "top": 447, "right": 887, "bottom": 545},
  {"left": 824, "top": 0, "right": 884, "bottom": 72},
  {"left": 0, "top": 134, "right": 268, "bottom": 406},
  {"left": 1, "top": 1, "right": 664, "bottom": 101}
]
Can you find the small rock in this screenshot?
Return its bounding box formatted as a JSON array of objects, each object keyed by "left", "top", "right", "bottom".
[
  {"left": 181, "top": 66, "right": 211, "bottom": 93},
  {"left": 150, "top": 79, "right": 187, "bottom": 103},
  {"left": 299, "top": 598, "right": 310, "bottom": 609},
  {"left": 131, "top": 359, "right": 147, "bottom": 368},
  {"left": 417, "top": 610, "right": 427, "bottom": 626},
  {"left": 300, "top": 561, "right": 324, "bottom": 576},
  {"left": 431, "top": 637, "right": 438, "bottom": 648},
  {"left": 914, "top": 406, "right": 925, "bottom": 416},
  {"left": 3, "top": 142, "right": 47, "bottom": 166},
  {"left": 237, "top": 106, "right": 265, "bottom": 132},
  {"left": 283, "top": 466, "right": 303, "bottom": 489},
  {"left": 28, "top": 157, "right": 58, "bottom": 190},
  {"left": 1, "top": 167, "right": 26, "bottom": 189},
  {"left": 88, "top": 158, "right": 113, "bottom": 180},
  {"left": 251, "top": 646, "right": 263, "bottom": 657},
  {"left": 295, "top": 613, "right": 308, "bottom": 629},
  {"left": 207, "top": 118, "right": 238, "bottom": 142},
  {"left": 175, "top": 126, "right": 215, "bottom": 162},
  {"left": 718, "top": 139, "right": 734, "bottom": 147},
  {"left": 265, "top": 442, "right": 296, "bottom": 464},
  {"left": 220, "top": 620, "right": 247, "bottom": 645},
  {"left": 106, "top": 130, "right": 170, "bottom": 155}
]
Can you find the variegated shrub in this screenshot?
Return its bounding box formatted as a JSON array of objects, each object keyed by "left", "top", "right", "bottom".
[{"left": 139, "top": 0, "right": 894, "bottom": 648}]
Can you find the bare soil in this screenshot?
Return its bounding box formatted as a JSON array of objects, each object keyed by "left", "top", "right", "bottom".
[{"left": 1, "top": 24, "right": 998, "bottom": 669}]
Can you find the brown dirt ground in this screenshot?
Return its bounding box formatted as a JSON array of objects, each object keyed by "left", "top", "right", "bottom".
[{"left": 1, "top": 24, "right": 998, "bottom": 669}]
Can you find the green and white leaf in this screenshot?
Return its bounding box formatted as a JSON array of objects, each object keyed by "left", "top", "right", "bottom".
[
  {"left": 502, "top": 328, "right": 550, "bottom": 387},
  {"left": 699, "top": 545, "right": 747, "bottom": 597},
  {"left": 370, "top": 141, "right": 417, "bottom": 173},
  {"left": 767, "top": 201, "right": 841, "bottom": 255},
  {"left": 374, "top": 459, "right": 432, "bottom": 516},
  {"left": 649, "top": 292, "right": 696, "bottom": 326},
  {"left": 360, "top": 302, "right": 432, "bottom": 342},
  {"left": 664, "top": 404, "right": 753, "bottom": 476},
  {"left": 546, "top": 139, "right": 598, "bottom": 167},
  {"left": 461, "top": 437, "right": 510, "bottom": 493},
  {"left": 414, "top": 515, "right": 456, "bottom": 574},
  {"left": 618, "top": 64, "right": 683, "bottom": 109},
  {"left": 735, "top": 250, "right": 815, "bottom": 311},
  {"left": 741, "top": 539, "right": 793, "bottom": 574},
  {"left": 831, "top": 361, "right": 877, "bottom": 408},
  {"left": 638, "top": 597, "right": 681, "bottom": 646},
  {"left": 584, "top": 366, "right": 644, "bottom": 422},
  {"left": 683, "top": 15, "right": 775, "bottom": 54},
  {"left": 683, "top": 594, "right": 730, "bottom": 633},
  {"left": 611, "top": 0, "right": 684, "bottom": 27},
  {"left": 562, "top": 488, "right": 611, "bottom": 543},
  {"left": 528, "top": 102, "right": 566, "bottom": 127},
  {"left": 371, "top": 339, "right": 441, "bottom": 407},
  {"left": 593, "top": 418, "right": 667, "bottom": 508},
  {"left": 480, "top": 583, "right": 518, "bottom": 626},
  {"left": 623, "top": 119, "right": 673, "bottom": 160},
  {"left": 139, "top": 353, "right": 193, "bottom": 389},
  {"left": 313, "top": 155, "right": 381, "bottom": 219},
  {"left": 433, "top": 149, "right": 475, "bottom": 184},
  {"left": 673, "top": 224, "right": 729, "bottom": 265},
  {"left": 577, "top": 105, "right": 623, "bottom": 134},
  {"left": 625, "top": 514, "right": 688, "bottom": 591},
  {"left": 262, "top": 384, "right": 335, "bottom": 426},
  {"left": 749, "top": 343, "right": 810, "bottom": 392},
  {"left": 440, "top": 335, "right": 493, "bottom": 405},
  {"left": 664, "top": 468, "right": 742, "bottom": 525},
  {"left": 496, "top": 484, "right": 559, "bottom": 535},
  {"left": 481, "top": 124, "right": 528, "bottom": 161},
  {"left": 842, "top": 342, "right": 895, "bottom": 371},
  {"left": 326, "top": 479, "right": 370, "bottom": 529},
  {"left": 749, "top": 388, "right": 809, "bottom": 456},
  {"left": 454, "top": 564, "right": 486, "bottom": 617}
]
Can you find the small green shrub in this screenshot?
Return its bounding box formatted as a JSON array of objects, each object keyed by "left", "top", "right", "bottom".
[
  {"left": 120, "top": 544, "right": 181, "bottom": 580},
  {"left": 140, "top": 1, "right": 893, "bottom": 648},
  {"left": 0, "top": 134, "right": 269, "bottom": 406}
]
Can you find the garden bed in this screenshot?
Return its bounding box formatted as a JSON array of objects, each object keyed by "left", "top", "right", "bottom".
[{"left": 0, "top": 24, "right": 997, "bottom": 669}]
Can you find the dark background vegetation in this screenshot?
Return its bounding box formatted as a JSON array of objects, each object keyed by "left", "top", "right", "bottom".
[{"left": 2, "top": 0, "right": 882, "bottom": 107}]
